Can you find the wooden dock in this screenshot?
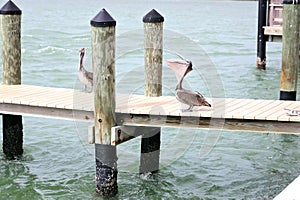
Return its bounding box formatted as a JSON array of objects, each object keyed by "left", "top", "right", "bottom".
[
  {"left": 1, "top": 84, "right": 300, "bottom": 135},
  {"left": 1, "top": 2, "right": 299, "bottom": 196}
]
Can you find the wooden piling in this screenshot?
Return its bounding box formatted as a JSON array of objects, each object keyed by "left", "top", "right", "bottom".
[
  {"left": 139, "top": 9, "right": 164, "bottom": 174},
  {"left": 0, "top": 0, "right": 23, "bottom": 159},
  {"left": 280, "top": 0, "right": 299, "bottom": 101},
  {"left": 90, "top": 8, "right": 118, "bottom": 196},
  {"left": 144, "top": 9, "right": 163, "bottom": 97},
  {"left": 256, "top": 0, "right": 267, "bottom": 70}
]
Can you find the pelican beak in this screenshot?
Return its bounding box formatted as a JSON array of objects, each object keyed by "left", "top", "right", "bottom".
[
  {"left": 79, "top": 48, "right": 85, "bottom": 53},
  {"left": 166, "top": 59, "right": 192, "bottom": 79},
  {"left": 205, "top": 101, "right": 211, "bottom": 107}
]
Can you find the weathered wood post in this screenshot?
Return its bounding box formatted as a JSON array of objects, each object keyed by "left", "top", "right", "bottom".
[
  {"left": 90, "top": 9, "right": 118, "bottom": 196},
  {"left": 0, "top": 0, "right": 23, "bottom": 159},
  {"left": 256, "top": 0, "right": 267, "bottom": 69},
  {"left": 140, "top": 9, "right": 164, "bottom": 174},
  {"left": 279, "top": 0, "right": 299, "bottom": 100}
]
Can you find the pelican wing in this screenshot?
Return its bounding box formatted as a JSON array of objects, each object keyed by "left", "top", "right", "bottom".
[
  {"left": 85, "top": 70, "right": 93, "bottom": 81},
  {"left": 176, "top": 89, "right": 200, "bottom": 106},
  {"left": 176, "top": 89, "right": 210, "bottom": 107},
  {"left": 81, "top": 67, "right": 93, "bottom": 86}
]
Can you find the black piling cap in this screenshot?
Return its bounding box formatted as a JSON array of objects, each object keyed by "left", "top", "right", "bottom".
[
  {"left": 0, "top": 0, "right": 21, "bottom": 15},
  {"left": 91, "top": 8, "right": 116, "bottom": 27},
  {"left": 143, "top": 9, "right": 164, "bottom": 23}
]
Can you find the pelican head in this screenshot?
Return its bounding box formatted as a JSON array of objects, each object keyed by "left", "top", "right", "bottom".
[
  {"left": 79, "top": 48, "right": 85, "bottom": 57},
  {"left": 79, "top": 48, "right": 85, "bottom": 69}
]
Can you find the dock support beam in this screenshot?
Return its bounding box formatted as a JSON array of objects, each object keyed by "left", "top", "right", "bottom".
[
  {"left": 91, "top": 9, "right": 118, "bottom": 197},
  {"left": 280, "top": 1, "right": 299, "bottom": 101},
  {"left": 256, "top": 0, "right": 267, "bottom": 69},
  {"left": 140, "top": 9, "right": 164, "bottom": 174},
  {"left": 0, "top": 1, "right": 23, "bottom": 159}
]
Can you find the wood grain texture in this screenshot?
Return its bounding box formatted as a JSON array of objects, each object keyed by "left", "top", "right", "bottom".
[
  {"left": 280, "top": 4, "right": 299, "bottom": 92},
  {"left": 91, "top": 25, "right": 116, "bottom": 144},
  {"left": 144, "top": 22, "right": 163, "bottom": 97},
  {"left": 1, "top": 14, "right": 21, "bottom": 85}
]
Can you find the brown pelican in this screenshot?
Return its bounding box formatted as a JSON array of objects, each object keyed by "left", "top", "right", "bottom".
[
  {"left": 166, "top": 59, "right": 211, "bottom": 111},
  {"left": 78, "top": 48, "right": 93, "bottom": 92}
]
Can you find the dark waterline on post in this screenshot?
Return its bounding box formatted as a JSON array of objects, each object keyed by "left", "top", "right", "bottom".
[
  {"left": 95, "top": 144, "right": 118, "bottom": 196},
  {"left": 2, "top": 115, "right": 23, "bottom": 159}
]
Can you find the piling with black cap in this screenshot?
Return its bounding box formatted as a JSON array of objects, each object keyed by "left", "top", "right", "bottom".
[
  {"left": 143, "top": 9, "right": 164, "bottom": 96},
  {"left": 139, "top": 9, "right": 164, "bottom": 174},
  {"left": 256, "top": 0, "right": 267, "bottom": 69},
  {"left": 279, "top": 0, "right": 299, "bottom": 100},
  {"left": 91, "top": 8, "right": 118, "bottom": 196},
  {"left": 0, "top": 0, "right": 23, "bottom": 159}
]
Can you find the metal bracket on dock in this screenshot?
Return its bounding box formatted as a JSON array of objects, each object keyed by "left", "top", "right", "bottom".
[
  {"left": 88, "top": 125, "right": 142, "bottom": 145},
  {"left": 111, "top": 126, "right": 143, "bottom": 145}
]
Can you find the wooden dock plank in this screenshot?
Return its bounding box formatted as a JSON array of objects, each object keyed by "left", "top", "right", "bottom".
[
  {"left": 240, "top": 100, "right": 275, "bottom": 119},
  {"left": 210, "top": 98, "right": 233, "bottom": 118},
  {"left": 264, "top": 26, "right": 282, "bottom": 36},
  {"left": 253, "top": 100, "right": 285, "bottom": 120},
  {"left": 0, "top": 85, "right": 43, "bottom": 103},
  {"left": 1, "top": 85, "right": 69, "bottom": 106},
  {"left": 163, "top": 97, "right": 184, "bottom": 115},
  {"left": 277, "top": 101, "right": 300, "bottom": 122},
  {"left": 116, "top": 93, "right": 134, "bottom": 106},
  {"left": 245, "top": 100, "right": 277, "bottom": 119},
  {"left": 166, "top": 104, "right": 182, "bottom": 116},
  {"left": 224, "top": 99, "right": 256, "bottom": 119},
  {"left": 117, "top": 94, "right": 149, "bottom": 113},
  {"left": 14, "top": 89, "right": 72, "bottom": 107},
  {"left": 72, "top": 91, "right": 93, "bottom": 110},
  {"left": 265, "top": 101, "right": 295, "bottom": 121},
  {"left": 229, "top": 99, "right": 262, "bottom": 119},
  {"left": 1, "top": 84, "right": 300, "bottom": 133},
  {"left": 211, "top": 98, "right": 234, "bottom": 110}
]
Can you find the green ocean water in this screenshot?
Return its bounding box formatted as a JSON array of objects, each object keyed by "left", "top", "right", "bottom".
[{"left": 0, "top": 0, "right": 300, "bottom": 199}]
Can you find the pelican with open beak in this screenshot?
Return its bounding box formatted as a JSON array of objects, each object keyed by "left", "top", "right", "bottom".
[{"left": 166, "top": 59, "right": 211, "bottom": 111}]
